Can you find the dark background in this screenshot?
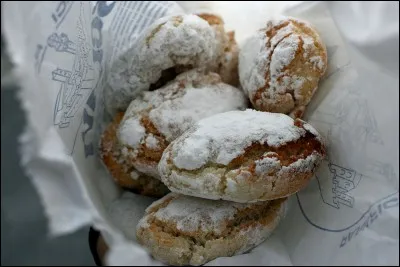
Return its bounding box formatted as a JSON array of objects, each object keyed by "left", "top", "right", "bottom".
[{"left": 1, "top": 36, "right": 94, "bottom": 266}]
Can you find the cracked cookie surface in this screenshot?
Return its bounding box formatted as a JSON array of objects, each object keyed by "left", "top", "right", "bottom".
[
  {"left": 239, "top": 17, "right": 327, "bottom": 119},
  {"left": 197, "top": 13, "right": 240, "bottom": 86},
  {"left": 136, "top": 193, "right": 287, "bottom": 266},
  {"left": 118, "top": 70, "right": 248, "bottom": 179},
  {"left": 106, "top": 14, "right": 221, "bottom": 114},
  {"left": 159, "top": 109, "right": 326, "bottom": 202},
  {"left": 99, "top": 112, "right": 170, "bottom": 198}
]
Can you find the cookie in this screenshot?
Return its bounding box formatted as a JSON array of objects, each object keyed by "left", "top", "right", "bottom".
[
  {"left": 198, "top": 13, "right": 240, "bottom": 86},
  {"left": 239, "top": 17, "right": 327, "bottom": 118},
  {"left": 159, "top": 109, "right": 326, "bottom": 202},
  {"left": 100, "top": 112, "right": 170, "bottom": 198},
  {"left": 136, "top": 193, "right": 287, "bottom": 266},
  {"left": 117, "top": 69, "right": 247, "bottom": 179},
  {"left": 106, "top": 14, "right": 222, "bottom": 114}
]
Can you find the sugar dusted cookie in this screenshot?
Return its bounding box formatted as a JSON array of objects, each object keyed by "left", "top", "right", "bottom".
[
  {"left": 159, "top": 109, "right": 326, "bottom": 202},
  {"left": 239, "top": 17, "right": 327, "bottom": 118},
  {"left": 198, "top": 13, "right": 240, "bottom": 86},
  {"left": 106, "top": 14, "right": 222, "bottom": 113},
  {"left": 100, "top": 112, "right": 169, "bottom": 198},
  {"left": 117, "top": 69, "right": 247, "bottom": 179},
  {"left": 136, "top": 193, "right": 287, "bottom": 266}
]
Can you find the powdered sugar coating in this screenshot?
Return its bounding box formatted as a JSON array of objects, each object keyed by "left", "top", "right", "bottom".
[
  {"left": 280, "top": 153, "right": 320, "bottom": 173},
  {"left": 303, "top": 121, "right": 323, "bottom": 142},
  {"left": 239, "top": 17, "right": 327, "bottom": 118},
  {"left": 170, "top": 109, "right": 307, "bottom": 170},
  {"left": 254, "top": 153, "right": 281, "bottom": 175},
  {"left": 119, "top": 118, "right": 145, "bottom": 149},
  {"left": 149, "top": 73, "right": 247, "bottom": 142},
  {"left": 197, "top": 14, "right": 240, "bottom": 86},
  {"left": 136, "top": 193, "right": 287, "bottom": 266},
  {"left": 145, "top": 134, "right": 159, "bottom": 150},
  {"left": 133, "top": 161, "right": 161, "bottom": 180},
  {"left": 310, "top": 56, "right": 325, "bottom": 70},
  {"left": 99, "top": 112, "right": 170, "bottom": 197},
  {"left": 153, "top": 194, "right": 249, "bottom": 235},
  {"left": 119, "top": 70, "right": 246, "bottom": 145},
  {"left": 105, "top": 14, "right": 220, "bottom": 114},
  {"left": 269, "top": 34, "right": 299, "bottom": 88},
  {"left": 238, "top": 32, "right": 266, "bottom": 97},
  {"left": 117, "top": 70, "right": 247, "bottom": 178},
  {"left": 159, "top": 109, "right": 326, "bottom": 202}
]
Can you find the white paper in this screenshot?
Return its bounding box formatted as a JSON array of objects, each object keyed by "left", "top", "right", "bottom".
[{"left": 2, "top": 1, "right": 398, "bottom": 265}]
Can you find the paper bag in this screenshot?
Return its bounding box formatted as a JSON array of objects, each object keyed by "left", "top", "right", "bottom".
[{"left": 2, "top": 1, "right": 398, "bottom": 265}]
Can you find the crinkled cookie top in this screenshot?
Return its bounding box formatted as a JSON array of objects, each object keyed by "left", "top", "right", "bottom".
[
  {"left": 106, "top": 14, "right": 220, "bottom": 113},
  {"left": 170, "top": 109, "right": 321, "bottom": 170}
]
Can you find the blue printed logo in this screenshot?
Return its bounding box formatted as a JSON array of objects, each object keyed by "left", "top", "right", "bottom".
[
  {"left": 81, "top": 1, "right": 116, "bottom": 157},
  {"left": 51, "top": 1, "right": 74, "bottom": 29},
  {"left": 296, "top": 62, "right": 398, "bottom": 248},
  {"left": 47, "top": 33, "right": 76, "bottom": 54},
  {"left": 319, "top": 162, "right": 362, "bottom": 209},
  {"left": 33, "top": 1, "right": 116, "bottom": 156},
  {"left": 49, "top": 30, "right": 93, "bottom": 131}
]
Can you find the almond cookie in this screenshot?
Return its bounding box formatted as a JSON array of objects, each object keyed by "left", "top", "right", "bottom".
[
  {"left": 99, "top": 112, "right": 170, "bottom": 198},
  {"left": 117, "top": 69, "right": 247, "bottom": 179},
  {"left": 136, "top": 193, "right": 287, "bottom": 266},
  {"left": 239, "top": 17, "right": 327, "bottom": 118},
  {"left": 159, "top": 109, "right": 326, "bottom": 203},
  {"left": 106, "top": 14, "right": 222, "bottom": 114},
  {"left": 198, "top": 13, "right": 240, "bottom": 86}
]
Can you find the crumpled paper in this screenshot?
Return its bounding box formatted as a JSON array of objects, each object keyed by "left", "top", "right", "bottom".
[{"left": 2, "top": 1, "right": 398, "bottom": 265}]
